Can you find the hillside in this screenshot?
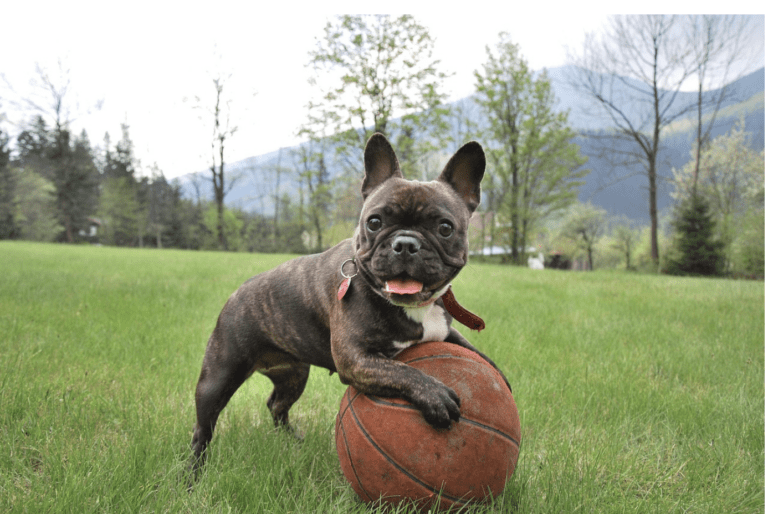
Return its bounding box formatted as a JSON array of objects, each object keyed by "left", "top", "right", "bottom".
[{"left": 180, "top": 67, "right": 765, "bottom": 224}]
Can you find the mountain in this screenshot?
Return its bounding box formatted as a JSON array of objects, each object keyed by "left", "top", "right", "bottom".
[
  {"left": 180, "top": 66, "right": 765, "bottom": 224},
  {"left": 569, "top": 67, "right": 765, "bottom": 222}
]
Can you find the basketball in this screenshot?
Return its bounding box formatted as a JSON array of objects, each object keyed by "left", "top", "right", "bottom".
[{"left": 335, "top": 342, "right": 521, "bottom": 511}]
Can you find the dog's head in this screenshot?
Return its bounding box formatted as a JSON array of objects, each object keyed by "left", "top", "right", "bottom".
[{"left": 354, "top": 133, "right": 485, "bottom": 307}]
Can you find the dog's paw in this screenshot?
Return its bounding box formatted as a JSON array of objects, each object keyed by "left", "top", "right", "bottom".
[{"left": 412, "top": 377, "right": 461, "bottom": 429}]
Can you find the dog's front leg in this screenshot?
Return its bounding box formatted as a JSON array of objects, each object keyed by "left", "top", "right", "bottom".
[{"left": 332, "top": 337, "right": 461, "bottom": 428}]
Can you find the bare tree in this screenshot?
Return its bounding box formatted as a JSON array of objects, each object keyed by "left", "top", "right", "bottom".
[
  {"left": 569, "top": 15, "right": 760, "bottom": 269},
  {"left": 292, "top": 140, "right": 331, "bottom": 252},
  {"left": 569, "top": 15, "right": 696, "bottom": 268},
  {"left": 685, "top": 15, "right": 755, "bottom": 194},
  {"left": 269, "top": 148, "right": 285, "bottom": 243},
  {"left": 201, "top": 76, "right": 239, "bottom": 250}
]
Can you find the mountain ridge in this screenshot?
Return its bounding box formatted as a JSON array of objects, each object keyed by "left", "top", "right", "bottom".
[{"left": 179, "top": 66, "right": 765, "bottom": 224}]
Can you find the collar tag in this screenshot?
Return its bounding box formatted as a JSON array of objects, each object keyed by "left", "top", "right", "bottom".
[
  {"left": 338, "top": 259, "right": 357, "bottom": 301},
  {"left": 337, "top": 277, "right": 351, "bottom": 300}
]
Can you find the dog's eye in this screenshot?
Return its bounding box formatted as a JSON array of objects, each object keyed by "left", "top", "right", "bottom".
[
  {"left": 366, "top": 216, "right": 382, "bottom": 233},
  {"left": 438, "top": 221, "right": 454, "bottom": 238}
]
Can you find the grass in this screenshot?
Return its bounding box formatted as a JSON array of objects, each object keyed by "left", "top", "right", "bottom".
[{"left": 0, "top": 241, "right": 763, "bottom": 513}]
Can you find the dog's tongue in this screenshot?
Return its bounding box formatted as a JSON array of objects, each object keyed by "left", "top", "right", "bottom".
[{"left": 385, "top": 279, "right": 423, "bottom": 295}]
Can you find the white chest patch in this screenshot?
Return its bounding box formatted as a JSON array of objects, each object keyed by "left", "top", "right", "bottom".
[{"left": 405, "top": 303, "right": 450, "bottom": 343}]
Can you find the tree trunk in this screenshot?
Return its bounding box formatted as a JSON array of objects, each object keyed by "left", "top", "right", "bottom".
[{"left": 649, "top": 161, "right": 659, "bottom": 267}]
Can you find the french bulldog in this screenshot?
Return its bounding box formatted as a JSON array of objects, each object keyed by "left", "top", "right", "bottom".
[{"left": 189, "top": 133, "right": 508, "bottom": 477}]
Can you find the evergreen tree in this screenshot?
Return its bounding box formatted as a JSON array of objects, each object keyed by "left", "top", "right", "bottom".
[
  {"left": 16, "top": 116, "right": 50, "bottom": 165},
  {"left": 10, "top": 117, "right": 62, "bottom": 241},
  {"left": 667, "top": 194, "right": 725, "bottom": 276},
  {"left": 98, "top": 125, "right": 141, "bottom": 246},
  {"left": 0, "top": 129, "right": 15, "bottom": 239},
  {"left": 21, "top": 117, "right": 100, "bottom": 243},
  {"left": 672, "top": 119, "right": 764, "bottom": 273},
  {"left": 102, "top": 124, "right": 137, "bottom": 180}
]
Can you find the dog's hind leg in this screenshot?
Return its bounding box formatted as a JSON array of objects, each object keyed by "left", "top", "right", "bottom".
[
  {"left": 189, "top": 345, "right": 251, "bottom": 480},
  {"left": 260, "top": 356, "right": 310, "bottom": 437}
]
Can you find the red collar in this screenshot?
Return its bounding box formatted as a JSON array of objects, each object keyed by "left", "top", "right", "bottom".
[{"left": 441, "top": 287, "right": 485, "bottom": 332}]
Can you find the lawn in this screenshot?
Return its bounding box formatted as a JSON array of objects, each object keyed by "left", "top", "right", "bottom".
[{"left": 0, "top": 241, "right": 763, "bottom": 513}]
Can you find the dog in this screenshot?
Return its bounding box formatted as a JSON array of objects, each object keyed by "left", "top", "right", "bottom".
[{"left": 189, "top": 133, "right": 508, "bottom": 476}]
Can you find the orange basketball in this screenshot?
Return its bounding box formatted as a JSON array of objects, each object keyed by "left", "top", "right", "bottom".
[{"left": 335, "top": 342, "right": 521, "bottom": 511}]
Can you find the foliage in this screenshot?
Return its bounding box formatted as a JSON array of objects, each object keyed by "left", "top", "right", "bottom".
[
  {"left": 558, "top": 201, "right": 607, "bottom": 270},
  {"left": 8, "top": 116, "right": 100, "bottom": 242},
  {"left": 0, "top": 128, "right": 14, "bottom": 239},
  {"left": 666, "top": 193, "right": 726, "bottom": 276},
  {"left": 609, "top": 222, "right": 640, "bottom": 270},
  {"left": 474, "top": 33, "right": 587, "bottom": 265},
  {"left": 47, "top": 129, "right": 101, "bottom": 242},
  {"left": 98, "top": 177, "right": 140, "bottom": 246},
  {"left": 13, "top": 170, "right": 62, "bottom": 241},
  {"left": 304, "top": 15, "right": 451, "bottom": 179},
  {"left": 203, "top": 204, "right": 243, "bottom": 251},
  {"left": 672, "top": 118, "right": 765, "bottom": 275}
]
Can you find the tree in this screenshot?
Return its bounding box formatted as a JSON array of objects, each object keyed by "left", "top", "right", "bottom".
[
  {"left": 610, "top": 221, "right": 639, "bottom": 270},
  {"left": 99, "top": 176, "right": 139, "bottom": 246},
  {"left": 303, "top": 15, "right": 451, "bottom": 178},
  {"left": 13, "top": 169, "right": 62, "bottom": 241},
  {"left": 0, "top": 128, "right": 15, "bottom": 239},
  {"left": 99, "top": 125, "right": 140, "bottom": 246},
  {"left": 559, "top": 202, "right": 607, "bottom": 271},
  {"left": 12, "top": 63, "right": 101, "bottom": 242},
  {"left": 102, "top": 124, "right": 137, "bottom": 180},
  {"left": 42, "top": 127, "right": 99, "bottom": 243},
  {"left": 569, "top": 15, "right": 697, "bottom": 269},
  {"left": 15, "top": 116, "right": 50, "bottom": 165},
  {"left": 145, "top": 164, "right": 176, "bottom": 249},
  {"left": 475, "top": 33, "right": 587, "bottom": 264},
  {"left": 684, "top": 15, "right": 755, "bottom": 193},
  {"left": 672, "top": 119, "right": 764, "bottom": 273},
  {"left": 667, "top": 194, "right": 725, "bottom": 276},
  {"left": 203, "top": 204, "right": 243, "bottom": 251},
  {"left": 200, "top": 76, "right": 240, "bottom": 250},
  {"left": 292, "top": 139, "right": 332, "bottom": 251}
]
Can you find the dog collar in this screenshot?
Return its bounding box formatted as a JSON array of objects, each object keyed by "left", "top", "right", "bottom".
[
  {"left": 337, "top": 259, "right": 358, "bottom": 300},
  {"left": 441, "top": 286, "right": 485, "bottom": 332}
]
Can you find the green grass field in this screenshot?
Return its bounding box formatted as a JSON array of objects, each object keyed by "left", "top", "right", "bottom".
[{"left": 1, "top": 241, "right": 763, "bottom": 513}]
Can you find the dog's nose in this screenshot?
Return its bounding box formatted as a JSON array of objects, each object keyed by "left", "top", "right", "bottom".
[{"left": 392, "top": 235, "right": 421, "bottom": 255}]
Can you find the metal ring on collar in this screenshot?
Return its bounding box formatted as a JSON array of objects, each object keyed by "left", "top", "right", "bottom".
[{"left": 340, "top": 259, "right": 358, "bottom": 279}]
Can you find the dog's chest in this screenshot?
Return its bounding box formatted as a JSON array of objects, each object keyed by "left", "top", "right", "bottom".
[{"left": 391, "top": 303, "right": 449, "bottom": 352}]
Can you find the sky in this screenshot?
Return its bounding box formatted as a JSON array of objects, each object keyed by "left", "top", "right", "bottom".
[{"left": 1, "top": 4, "right": 765, "bottom": 180}]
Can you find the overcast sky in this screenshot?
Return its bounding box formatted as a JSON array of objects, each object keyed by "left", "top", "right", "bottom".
[{"left": 1, "top": 4, "right": 764, "bottom": 179}]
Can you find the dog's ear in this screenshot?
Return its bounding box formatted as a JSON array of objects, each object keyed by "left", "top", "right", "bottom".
[
  {"left": 362, "top": 133, "right": 403, "bottom": 200},
  {"left": 438, "top": 141, "right": 485, "bottom": 213}
]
